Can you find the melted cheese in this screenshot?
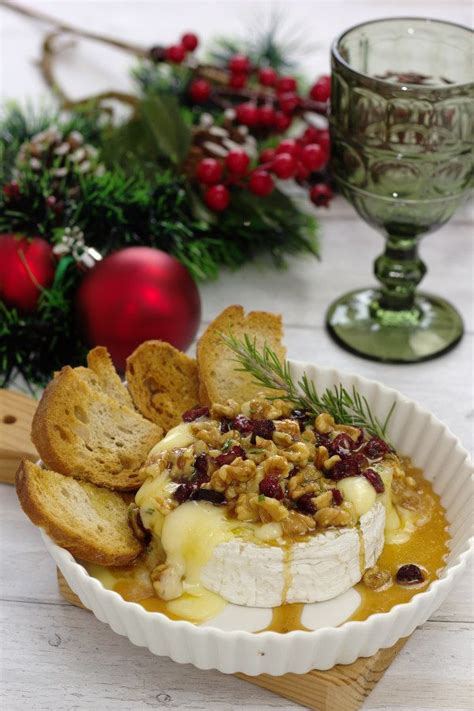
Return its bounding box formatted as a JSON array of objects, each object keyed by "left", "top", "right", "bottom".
[
  {"left": 148, "top": 423, "right": 195, "bottom": 457},
  {"left": 337, "top": 477, "right": 376, "bottom": 517}
]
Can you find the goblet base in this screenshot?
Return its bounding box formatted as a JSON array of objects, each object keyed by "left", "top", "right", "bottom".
[{"left": 326, "top": 289, "right": 463, "bottom": 363}]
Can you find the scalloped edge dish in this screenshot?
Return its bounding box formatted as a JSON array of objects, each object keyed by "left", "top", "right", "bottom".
[{"left": 41, "top": 361, "right": 473, "bottom": 675}]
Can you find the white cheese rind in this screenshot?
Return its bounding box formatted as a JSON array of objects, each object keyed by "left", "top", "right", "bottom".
[{"left": 202, "top": 502, "right": 386, "bottom": 607}]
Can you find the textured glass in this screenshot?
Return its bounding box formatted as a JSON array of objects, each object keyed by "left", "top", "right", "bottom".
[{"left": 327, "top": 18, "right": 473, "bottom": 363}]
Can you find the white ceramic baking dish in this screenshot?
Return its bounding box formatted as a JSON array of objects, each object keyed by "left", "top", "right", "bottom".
[{"left": 41, "top": 361, "right": 473, "bottom": 675}]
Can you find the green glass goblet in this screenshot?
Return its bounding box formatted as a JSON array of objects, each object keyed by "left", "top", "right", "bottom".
[{"left": 327, "top": 18, "right": 473, "bottom": 363}]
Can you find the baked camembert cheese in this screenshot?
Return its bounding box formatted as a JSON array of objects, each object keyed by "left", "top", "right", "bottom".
[{"left": 129, "top": 396, "right": 418, "bottom": 610}]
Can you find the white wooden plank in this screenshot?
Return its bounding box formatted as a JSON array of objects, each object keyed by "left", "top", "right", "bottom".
[{"left": 1, "top": 600, "right": 472, "bottom": 711}]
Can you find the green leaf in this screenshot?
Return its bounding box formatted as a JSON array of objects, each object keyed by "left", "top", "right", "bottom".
[{"left": 140, "top": 96, "right": 191, "bottom": 165}]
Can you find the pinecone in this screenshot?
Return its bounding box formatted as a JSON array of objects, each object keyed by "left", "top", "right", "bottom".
[
  {"left": 16, "top": 128, "right": 105, "bottom": 181},
  {"left": 181, "top": 111, "right": 257, "bottom": 177}
]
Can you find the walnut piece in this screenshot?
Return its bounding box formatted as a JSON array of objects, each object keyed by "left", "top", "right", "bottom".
[
  {"left": 362, "top": 565, "right": 393, "bottom": 591},
  {"left": 281, "top": 511, "right": 316, "bottom": 536},
  {"left": 210, "top": 458, "right": 257, "bottom": 492},
  {"left": 314, "top": 506, "right": 351, "bottom": 528}
]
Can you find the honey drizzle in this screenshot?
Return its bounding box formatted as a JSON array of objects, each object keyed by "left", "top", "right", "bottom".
[{"left": 357, "top": 527, "right": 366, "bottom": 576}]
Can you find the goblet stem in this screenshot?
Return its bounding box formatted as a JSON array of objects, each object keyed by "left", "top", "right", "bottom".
[{"left": 373, "top": 234, "right": 426, "bottom": 314}]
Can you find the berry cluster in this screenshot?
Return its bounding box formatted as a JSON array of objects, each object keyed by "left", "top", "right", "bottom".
[
  {"left": 196, "top": 131, "right": 333, "bottom": 211},
  {"left": 150, "top": 36, "right": 334, "bottom": 212}
]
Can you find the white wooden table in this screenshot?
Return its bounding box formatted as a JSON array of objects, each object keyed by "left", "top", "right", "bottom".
[{"left": 1, "top": 2, "right": 472, "bottom": 710}]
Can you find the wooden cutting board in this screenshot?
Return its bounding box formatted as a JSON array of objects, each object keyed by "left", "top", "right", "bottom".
[{"left": 1, "top": 387, "right": 407, "bottom": 711}]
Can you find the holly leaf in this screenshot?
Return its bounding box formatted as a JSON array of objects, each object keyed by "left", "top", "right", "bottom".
[{"left": 140, "top": 96, "right": 191, "bottom": 165}]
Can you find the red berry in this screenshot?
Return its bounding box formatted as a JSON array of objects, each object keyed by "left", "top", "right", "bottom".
[
  {"left": 182, "top": 406, "right": 210, "bottom": 422},
  {"left": 204, "top": 184, "right": 230, "bottom": 211},
  {"left": 277, "top": 76, "right": 297, "bottom": 93},
  {"left": 259, "top": 474, "right": 284, "bottom": 500},
  {"left": 301, "top": 126, "right": 320, "bottom": 145},
  {"left": 276, "top": 139, "right": 301, "bottom": 158},
  {"left": 215, "top": 445, "right": 246, "bottom": 466},
  {"left": 309, "top": 183, "right": 333, "bottom": 207},
  {"left": 258, "top": 67, "right": 277, "bottom": 86},
  {"left": 396, "top": 564, "right": 425, "bottom": 585},
  {"left": 363, "top": 437, "right": 390, "bottom": 461},
  {"left": 259, "top": 148, "right": 276, "bottom": 164},
  {"left": 310, "top": 75, "right": 331, "bottom": 102},
  {"left": 272, "top": 152, "right": 297, "bottom": 179},
  {"left": 181, "top": 32, "right": 199, "bottom": 51},
  {"left": 257, "top": 105, "right": 276, "bottom": 126},
  {"left": 229, "top": 71, "right": 247, "bottom": 89},
  {"left": 236, "top": 102, "right": 259, "bottom": 126},
  {"left": 297, "top": 492, "right": 316, "bottom": 514},
  {"left": 231, "top": 414, "right": 253, "bottom": 434},
  {"left": 295, "top": 162, "right": 310, "bottom": 181},
  {"left": 274, "top": 111, "right": 292, "bottom": 132},
  {"left": 248, "top": 170, "right": 274, "bottom": 196},
  {"left": 189, "top": 78, "right": 211, "bottom": 102},
  {"left": 2, "top": 181, "right": 20, "bottom": 200},
  {"left": 316, "top": 129, "right": 331, "bottom": 154},
  {"left": 165, "top": 44, "right": 186, "bottom": 63},
  {"left": 225, "top": 149, "right": 250, "bottom": 175},
  {"left": 332, "top": 488, "right": 344, "bottom": 506},
  {"left": 362, "top": 468, "right": 385, "bottom": 494},
  {"left": 278, "top": 92, "right": 300, "bottom": 114},
  {"left": 196, "top": 158, "right": 223, "bottom": 185},
  {"left": 229, "top": 54, "right": 251, "bottom": 73},
  {"left": 301, "top": 143, "right": 326, "bottom": 171}
]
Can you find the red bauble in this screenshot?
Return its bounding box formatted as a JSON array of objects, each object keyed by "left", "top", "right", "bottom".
[
  {"left": 75, "top": 247, "right": 201, "bottom": 371},
  {"left": 0, "top": 233, "right": 55, "bottom": 312}
]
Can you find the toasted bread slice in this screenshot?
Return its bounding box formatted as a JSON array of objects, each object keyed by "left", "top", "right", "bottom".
[
  {"left": 31, "top": 366, "right": 163, "bottom": 490},
  {"left": 16, "top": 460, "right": 143, "bottom": 565},
  {"left": 197, "top": 305, "right": 286, "bottom": 405},
  {"left": 87, "top": 346, "right": 134, "bottom": 409},
  {"left": 126, "top": 340, "right": 199, "bottom": 432}
]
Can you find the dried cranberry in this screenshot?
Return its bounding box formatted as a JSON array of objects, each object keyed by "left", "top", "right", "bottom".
[
  {"left": 191, "top": 489, "right": 226, "bottom": 505},
  {"left": 173, "top": 482, "right": 195, "bottom": 503},
  {"left": 355, "top": 429, "right": 365, "bottom": 447},
  {"left": 351, "top": 451, "right": 368, "bottom": 469},
  {"left": 362, "top": 468, "right": 385, "bottom": 493},
  {"left": 182, "top": 406, "right": 210, "bottom": 422},
  {"left": 194, "top": 453, "right": 208, "bottom": 475},
  {"left": 363, "top": 437, "right": 389, "bottom": 461},
  {"left": 259, "top": 474, "right": 284, "bottom": 500},
  {"left": 329, "top": 433, "right": 355, "bottom": 458},
  {"left": 251, "top": 419, "right": 275, "bottom": 440},
  {"left": 330, "top": 457, "right": 361, "bottom": 481},
  {"left": 232, "top": 414, "right": 253, "bottom": 434},
  {"left": 297, "top": 492, "right": 316, "bottom": 514},
  {"left": 332, "top": 488, "right": 343, "bottom": 506},
  {"left": 316, "top": 432, "right": 331, "bottom": 448},
  {"left": 220, "top": 418, "right": 232, "bottom": 433},
  {"left": 290, "top": 409, "right": 308, "bottom": 432},
  {"left": 193, "top": 471, "right": 210, "bottom": 487},
  {"left": 215, "top": 445, "right": 246, "bottom": 466},
  {"left": 396, "top": 564, "right": 425, "bottom": 585}
]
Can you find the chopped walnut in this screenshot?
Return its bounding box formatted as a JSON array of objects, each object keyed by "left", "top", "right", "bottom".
[
  {"left": 301, "top": 428, "right": 316, "bottom": 444},
  {"left": 362, "top": 565, "right": 393, "bottom": 591},
  {"left": 323, "top": 454, "right": 341, "bottom": 471},
  {"left": 210, "top": 458, "right": 257, "bottom": 492},
  {"left": 285, "top": 442, "right": 311, "bottom": 466},
  {"left": 287, "top": 471, "right": 321, "bottom": 500},
  {"left": 314, "top": 506, "right": 351, "bottom": 528},
  {"left": 151, "top": 562, "right": 183, "bottom": 600},
  {"left": 242, "top": 396, "right": 293, "bottom": 421},
  {"left": 315, "top": 413, "right": 336, "bottom": 434},
  {"left": 210, "top": 399, "right": 240, "bottom": 419},
  {"left": 274, "top": 419, "right": 301, "bottom": 438},
  {"left": 314, "top": 445, "right": 330, "bottom": 470},
  {"left": 272, "top": 430, "right": 293, "bottom": 448},
  {"left": 281, "top": 511, "right": 316, "bottom": 536},
  {"left": 260, "top": 454, "right": 293, "bottom": 480},
  {"left": 191, "top": 421, "right": 222, "bottom": 447},
  {"left": 313, "top": 491, "right": 333, "bottom": 510},
  {"left": 235, "top": 493, "right": 289, "bottom": 523}
]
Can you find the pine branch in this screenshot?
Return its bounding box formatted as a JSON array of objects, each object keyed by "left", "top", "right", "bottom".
[{"left": 222, "top": 333, "right": 396, "bottom": 441}]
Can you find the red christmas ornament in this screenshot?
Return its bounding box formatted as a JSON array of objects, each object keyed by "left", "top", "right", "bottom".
[
  {"left": 309, "top": 183, "right": 334, "bottom": 207},
  {"left": 75, "top": 247, "right": 201, "bottom": 371},
  {"left": 0, "top": 233, "right": 55, "bottom": 312}
]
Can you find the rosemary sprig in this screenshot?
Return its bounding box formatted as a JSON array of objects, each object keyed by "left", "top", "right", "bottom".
[{"left": 222, "top": 333, "right": 396, "bottom": 441}]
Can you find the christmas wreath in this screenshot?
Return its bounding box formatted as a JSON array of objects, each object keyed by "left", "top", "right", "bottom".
[{"left": 0, "top": 7, "right": 333, "bottom": 388}]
